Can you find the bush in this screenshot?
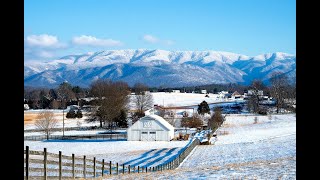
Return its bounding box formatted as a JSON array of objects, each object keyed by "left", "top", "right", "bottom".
[
  {"left": 66, "top": 109, "right": 76, "bottom": 118},
  {"left": 76, "top": 109, "right": 83, "bottom": 118},
  {"left": 258, "top": 108, "right": 267, "bottom": 115}
]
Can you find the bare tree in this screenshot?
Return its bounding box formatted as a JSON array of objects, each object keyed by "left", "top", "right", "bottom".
[
  {"left": 88, "top": 79, "right": 129, "bottom": 130},
  {"left": 49, "top": 99, "right": 60, "bottom": 109},
  {"left": 57, "top": 82, "right": 76, "bottom": 108},
  {"left": 246, "top": 79, "right": 265, "bottom": 113},
  {"left": 208, "top": 107, "right": 226, "bottom": 131},
  {"left": 133, "top": 83, "right": 154, "bottom": 114},
  {"left": 270, "top": 72, "right": 290, "bottom": 113},
  {"left": 34, "top": 111, "right": 58, "bottom": 140},
  {"left": 181, "top": 113, "right": 203, "bottom": 129}
]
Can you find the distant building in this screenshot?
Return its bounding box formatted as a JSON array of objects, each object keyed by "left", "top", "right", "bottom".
[
  {"left": 200, "top": 90, "right": 207, "bottom": 94},
  {"left": 231, "top": 91, "right": 242, "bottom": 99},
  {"left": 248, "top": 90, "right": 263, "bottom": 96},
  {"left": 218, "top": 91, "right": 229, "bottom": 99},
  {"left": 172, "top": 90, "right": 180, "bottom": 93}
]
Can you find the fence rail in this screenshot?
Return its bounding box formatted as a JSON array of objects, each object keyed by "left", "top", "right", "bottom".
[
  {"left": 24, "top": 138, "right": 200, "bottom": 179},
  {"left": 24, "top": 126, "right": 127, "bottom": 133},
  {"left": 24, "top": 134, "right": 127, "bottom": 141}
]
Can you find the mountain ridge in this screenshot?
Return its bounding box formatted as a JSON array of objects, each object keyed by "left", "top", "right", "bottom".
[{"left": 24, "top": 49, "right": 296, "bottom": 88}]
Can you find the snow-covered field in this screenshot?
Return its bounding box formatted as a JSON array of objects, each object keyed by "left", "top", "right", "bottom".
[
  {"left": 24, "top": 92, "right": 296, "bottom": 179},
  {"left": 151, "top": 92, "right": 236, "bottom": 107},
  {"left": 128, "top": 92, "right": 235, "bottom": 109},
  {"left": 24, "top": 140, "right": 188, "bottom": 167},
  {"left": 97, "top": 113, "right": 296, "bottom": 179}
]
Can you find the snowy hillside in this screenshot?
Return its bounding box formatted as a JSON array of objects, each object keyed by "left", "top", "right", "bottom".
[{"left": 24, "top": 49, "right": 296, "bottom": 87}]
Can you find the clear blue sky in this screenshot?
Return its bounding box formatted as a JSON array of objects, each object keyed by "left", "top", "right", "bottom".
[{"left": 24, "top": 0, "right": 296, "bottom": 62}]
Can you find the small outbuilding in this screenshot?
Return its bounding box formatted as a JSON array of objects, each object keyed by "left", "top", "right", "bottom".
[{"left": 127, "top": 114, "right": 175, "bottom": 141}]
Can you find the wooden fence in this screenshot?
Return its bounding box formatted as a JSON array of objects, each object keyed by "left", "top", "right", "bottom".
[
  {"left": 24, "top": 139, "right": 200, "bottom": 179},
  {"left": 24, "top": 134, "right": 127, "bottom": 141},
  {"left": 24, "top": 126, "right": 127, "bottom": 133}
]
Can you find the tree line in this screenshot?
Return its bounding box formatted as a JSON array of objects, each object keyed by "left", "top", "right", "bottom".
[{"left": 27, "top": 72, "right": 295, "bottom": 135}]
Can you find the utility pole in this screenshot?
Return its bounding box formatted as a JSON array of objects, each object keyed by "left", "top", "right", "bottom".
[{"left": 62, "top": 99, "right": 65, "bottom": 137}]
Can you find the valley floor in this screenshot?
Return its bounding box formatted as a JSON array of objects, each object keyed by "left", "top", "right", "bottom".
[{"left": 24, "top": 113, "right": 296, "bottom": 179}]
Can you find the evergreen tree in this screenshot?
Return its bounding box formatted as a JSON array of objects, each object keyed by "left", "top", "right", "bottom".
[
  {"left": 197, "top": 101, "right": 210, "bottom": 115},
  {"left": 114, "top": 109, "right": 128, "bottom": 128}
]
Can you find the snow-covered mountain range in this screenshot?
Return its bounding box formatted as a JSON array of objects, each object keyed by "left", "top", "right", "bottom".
[{"left": 24, "top": 49, "right": 296, "bottom": 88}]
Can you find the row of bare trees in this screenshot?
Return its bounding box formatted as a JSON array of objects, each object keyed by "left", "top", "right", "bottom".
[
  {"left": 247, "top": 72, "right": 296, "bottom": 114},
  {"left": 86, "top": 80, "right": 154, "bottom": 129},
  {"left": 24, "top": 82, "right": 87, "bottom": 110},
  {"left": 33, "top": 79, "right": 155, "bottom": 139}
]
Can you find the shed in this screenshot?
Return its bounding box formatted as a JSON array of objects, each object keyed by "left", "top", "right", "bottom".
[{"left": 127, "top": 114, "right": 174, "bottom": 141}]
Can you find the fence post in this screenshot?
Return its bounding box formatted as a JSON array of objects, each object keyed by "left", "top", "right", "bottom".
[
  {"left": 59, "top": 151, "right": 62, "bottom": 180},
  {"left": 116, "top": 163, "right": 118, "bottom": 175},
  {"left": 146, "top": 166, "right": 147, "bottom": 173},
  {"left": 44, "top": 148, "right": 47, "bottom": 180},
  {"left": 138, "top": 166, "right": 140, "bottom": 173},
  {"left": 122, "top": 164, "right": 125, "bottom": 174},
  {"left": 25, "top": 146, "right": 29, "bottom": 180},
  {"left": 83, "top": 155, "right": 86, "bottom": 178},
  {"left": 93, "top": 157, "right": 96, "bottom": 177},
  {"left": 109, "top": 161, "right": 112, "bottom": 175},
  {"left": 128, "top": 165, "right": 130, "bottom": 174},
  {"left": 102, "top": 159, "right": 105, "bottom": 177},
  {"left": 72, "top": 154, "right": 75, "bottom": 179},
  {"left": 152, "top": 167, "right": 154, "bottom": 172}
]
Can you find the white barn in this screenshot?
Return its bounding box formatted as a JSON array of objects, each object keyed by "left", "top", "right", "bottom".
[{"left": 127, "top": 114, "right": 175, "bottom": 141}]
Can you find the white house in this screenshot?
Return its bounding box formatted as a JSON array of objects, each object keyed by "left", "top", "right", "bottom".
[
  {"left": 127, "top": 114, "right": 175, "bottom": 141},
  {"left": 200, "top": 90, "right": 207, "bottom": 94},
  {"left": 218, "top": 91, "right": 229, "bottom": 99},
  {"left": 172, "top": 90, "right": 180, "bottom": 93}
]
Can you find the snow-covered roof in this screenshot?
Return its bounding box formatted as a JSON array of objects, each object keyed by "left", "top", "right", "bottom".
[
  {"left": 232, "top": 91, "right": 241, "bottom": 96},
  {"left": 142, "top": 114, "right": 174, "bottom": 131}
]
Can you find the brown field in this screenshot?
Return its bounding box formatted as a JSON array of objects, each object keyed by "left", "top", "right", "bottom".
[{"left": 24, "top": 112, "right": 64, "bottom": 125}]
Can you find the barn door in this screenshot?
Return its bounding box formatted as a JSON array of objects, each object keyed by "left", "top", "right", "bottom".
[
  {"left": 149, "top": 132, "right": 156, "bottom": 141},
  {"left": 140, "top": 131, "right": 156, "bottom": 141},
  {"left": 141, "top": 131, "right": 148, "bottom": 141}
]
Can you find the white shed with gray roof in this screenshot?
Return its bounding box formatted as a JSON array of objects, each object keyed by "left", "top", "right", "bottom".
[{"left": 127, "top": 114, "right": 174, "bottom": 141}]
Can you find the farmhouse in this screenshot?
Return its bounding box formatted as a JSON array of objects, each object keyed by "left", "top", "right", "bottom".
[
  {"left": 127, "top": 114, "right": 175, "bottom": 141},
  {"left": 231, "top": 91, "right": 242, "bottom": 99}
]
